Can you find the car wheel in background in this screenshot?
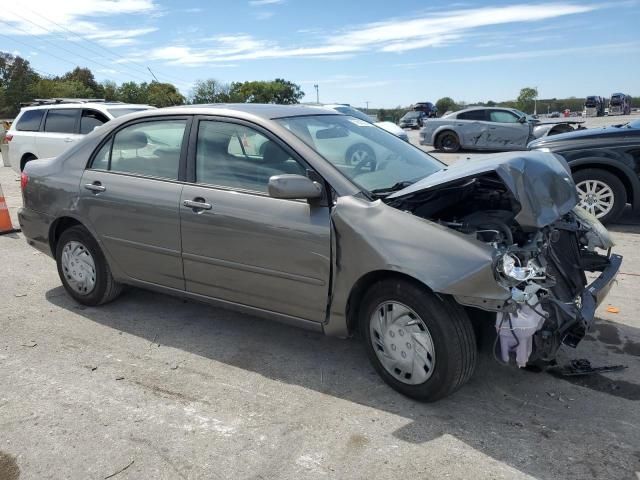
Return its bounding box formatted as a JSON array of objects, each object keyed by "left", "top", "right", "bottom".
[
  {"left": 573, "top": 169, "right": 627, "bottom": 224},
  {"left": 360, "top": 279, "right": 477, "bottom": 402},
  {"left": 55, "top": 225, "right": 122, "bottom": 306},
  {"left": 436, "top": 131, "right": 461, "bottom": 153},
  {"left": 345, "top": 143, "right": 376, "bottom": 168}
]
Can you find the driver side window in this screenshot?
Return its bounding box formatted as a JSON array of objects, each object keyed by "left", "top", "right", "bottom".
[
  {"left": 195, "top": 121, "right": 306, "bottom": 193},
  {"left": 489, "top": 111, "right": 519, "bottom": 123}
]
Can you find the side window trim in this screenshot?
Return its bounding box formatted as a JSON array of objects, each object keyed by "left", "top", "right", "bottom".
[{"left": 86, "top": 115, "right": 193, "bottom": 182}]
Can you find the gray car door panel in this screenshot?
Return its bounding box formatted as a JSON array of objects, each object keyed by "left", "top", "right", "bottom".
[
  {"left": 180, "top": 185, "right": 331, "bottom": 322},
  {"left": 79, "top": 171, "right": 185, "bottom": 289}
]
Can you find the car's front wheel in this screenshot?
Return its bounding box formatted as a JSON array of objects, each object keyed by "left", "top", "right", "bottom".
[
  {"left": 573, "top": 168, "right": 627, "bottom": 224},
  {"left": 436, "top": 131, "right": 460, "bottom": 153},
  {"left": 361, "top": 279, "right": 477, "bottom": 401},
  {"left": 56, "top": 225, "right": 122, "bottom": 306}
]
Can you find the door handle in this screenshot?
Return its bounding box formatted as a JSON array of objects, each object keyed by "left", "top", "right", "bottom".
[
  {"left": 183, "top": 199, "right": 212, "bottom": 211},
  {"left": 84, "top": 182, "right": 106, "bottom": 193},
  {"left": 64, "top": 137, "right": 74, "bottom": 143}
]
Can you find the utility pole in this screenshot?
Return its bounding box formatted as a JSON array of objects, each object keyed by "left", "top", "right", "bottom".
[
  {"left": 314, "top": 84, "right": 319, "bottom": 104},
  {"left": 534, "top": 86, "right": 538, "bottom": 116},
  {"left": 365, "top": 101, "right": 370, "bottom": 111}
]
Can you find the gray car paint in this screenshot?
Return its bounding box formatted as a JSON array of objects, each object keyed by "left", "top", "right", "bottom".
[
  {"left": 420, "top": 107, "right": 582, "bottom": 151},
  {"left": 19, "top": 104, "right": 579, "bottom": 338}
]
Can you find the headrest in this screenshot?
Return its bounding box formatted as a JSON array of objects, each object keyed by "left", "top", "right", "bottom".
[
  {"left": 115, "top": 130, "right": 148, "bottom": 150},
  {"left": 262, "top": 141, "right": 289, "bottom": 165}
]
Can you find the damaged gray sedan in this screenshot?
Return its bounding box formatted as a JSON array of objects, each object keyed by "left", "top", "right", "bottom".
[
  {"left": 18, "top": 105, "right": 621, "bottom": 401},
  {"left": 420, "top": 107, "right": 584, "bottom": 152}
]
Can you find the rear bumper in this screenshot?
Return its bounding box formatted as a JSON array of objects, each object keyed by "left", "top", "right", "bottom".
[{"left": 17, "top": 207, "right": 54, "bottom": 257}]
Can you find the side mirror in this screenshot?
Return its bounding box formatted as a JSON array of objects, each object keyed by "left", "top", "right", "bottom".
[
  {"left": 268, "top": 174, "right": 323, "bottom": 200},
  {"left": 518, "top": 116, "right": 527, "bottom": 123}
]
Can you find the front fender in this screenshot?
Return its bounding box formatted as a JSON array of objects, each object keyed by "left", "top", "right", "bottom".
[{"left": 325, "top": 195, "right": 509, "bottom": 336}]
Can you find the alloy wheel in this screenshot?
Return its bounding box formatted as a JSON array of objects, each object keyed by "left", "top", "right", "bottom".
[{"left": 576, "top": 179, "right": 614, "bottom": 219}]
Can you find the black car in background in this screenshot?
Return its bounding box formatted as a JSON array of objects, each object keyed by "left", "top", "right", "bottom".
[
  {"left": 414, "top": 102, "right": 438, "bottom": 118},
  {"left": 529, "top": 119, "right": 640, "bottom": 223},
  {"left": 399, "top": 110, "right": 429, "bottom": 129}
]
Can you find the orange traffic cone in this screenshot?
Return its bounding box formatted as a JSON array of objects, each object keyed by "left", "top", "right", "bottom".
[{"left": 0, "top": 183, "right": 20, "bottom": 235}]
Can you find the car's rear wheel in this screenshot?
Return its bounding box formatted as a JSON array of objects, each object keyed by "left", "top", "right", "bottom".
[
  {"left": 360, "top": 279, "right": 477, "bottom": 401},
  {"left": 436, "top": 131, "right": 460, "bottom": 153},
  {"left": 56, "top": 225, "right": 122, "bottom": 306},
  {"left": 573, "top": 168, "right": 626, "bottom": 224}
]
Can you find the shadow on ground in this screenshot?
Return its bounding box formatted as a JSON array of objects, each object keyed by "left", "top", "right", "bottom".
[{"left": 45, "top": 278, "right": 640, "bottom": 479}]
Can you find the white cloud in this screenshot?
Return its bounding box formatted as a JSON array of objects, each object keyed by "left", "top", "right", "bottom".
[
  {"left": 3, "top": 0, "right": 157, "bottom": 46},
  {"left": 144, "top": 2, "right": 604, "bottom": 66},
  {"left": 249, "top": 0, "right": 283, "bottom": 5},
  {"left": 396, "top": 42, "right": 640, "bottom": 66}
]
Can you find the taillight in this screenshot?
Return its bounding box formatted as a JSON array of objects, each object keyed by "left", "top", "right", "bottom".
[
  {"left": 20, "top": 172, "right": 28, "bottom": 190},
  {"left": 2, "top": 134, "right": 12, "bottom": 144}
]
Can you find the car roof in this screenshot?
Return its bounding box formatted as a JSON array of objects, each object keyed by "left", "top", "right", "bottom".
[
  {"left": 151, "top": 103, "right": 340, "bottom": 120},
  {"left": 19, "top": 102, "right": 153, "bottom": 111}
]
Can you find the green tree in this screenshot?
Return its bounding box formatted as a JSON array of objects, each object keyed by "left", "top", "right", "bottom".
[
  {"left": 147, "top": 81, "right": 185, "bottom": 107},
  {"left": 117, "top": 81, "right": 148, "bottom": 104},
  {"left": 435, "top": 97, "right": 458, "bottom": 116},
  {"left": 60, "top": 67, "right": 102, "bottom": 97},
  {"left": 190, "top": 78, "right": 231, "bottom": 104},
  {"left": 31, "top": 79, "right": 93, "bottom": 99},
  {"left": 0, "top": 54, "right": 40, "bottom": 116},
  {"left": 516, "top": 87, "right": 538, "bottom": 113},
  {"left": 102, "top": 80, "right": 118, "bottom": 101},
  {"left": 228, "top": 79, "right": 304, "bottom": 104}
]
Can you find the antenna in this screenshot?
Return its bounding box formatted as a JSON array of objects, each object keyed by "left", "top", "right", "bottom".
[{"left": 147, "top": 67, "right": 176, "bottom": 106}]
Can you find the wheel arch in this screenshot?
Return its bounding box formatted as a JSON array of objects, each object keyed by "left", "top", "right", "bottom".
[
  {"left": 345, "top": 270, "right": 435, "bottom": 336},
  {"left": 49, "top": 216, "right": 87, "bottom": 255},
  {"left": 569, "top": 158, "right": 639, "bottom": 207},
  {"left": 20, "top": 152, "right": 37, "bottom": 171}
]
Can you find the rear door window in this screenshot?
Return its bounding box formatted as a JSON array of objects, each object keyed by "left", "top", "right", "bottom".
[
  {"left": 16, "top": 110, "right": 45, "bottom": 131},
  {"left": 44, "top": 109, "right": 80, "bottom": 134},
  {"left": 489, "top": 110, "right": 520, "bottom": 123},
  {"left": 80, "top": 109, "right": 109, "bottom": 134},
  {"left": 457, "top": 110, "right": 486, "bottom": 121}
]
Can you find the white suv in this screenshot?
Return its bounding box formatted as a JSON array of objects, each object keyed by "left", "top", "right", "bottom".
[{"left": 6, "top": 100, "right": 155, "bottom": 173}]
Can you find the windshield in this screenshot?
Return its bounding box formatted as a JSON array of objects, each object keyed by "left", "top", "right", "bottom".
[
  {"left": 610, "top": 96, "right": 623, "bottom": 105},
  {"left": 276, "top": 115, "right": 443, "bottom": 195},
  {"left": 107, "top": 108, "right": 153, "bottom": 118},
  {"left": 402, "top": 112, "right": 420, "bottom": 119},
  {"left": 332, "top": 106, "right": 373, "bottom": 123}
]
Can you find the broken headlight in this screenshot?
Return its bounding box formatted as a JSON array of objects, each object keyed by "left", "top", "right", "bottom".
[{"left": 498, "top": 253, "right": 544, "bottom": 283}]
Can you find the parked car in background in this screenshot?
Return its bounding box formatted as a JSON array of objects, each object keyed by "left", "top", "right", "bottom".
[
  {"left": 529, "top": 118, "right": 640, "bottom": 223},
  {"left": 549, "top": 111, "right": 560, "bottom": 118},
  {"left": 18, "top": 104, "right": 620, "bottom": 401},
  {"left": 322, "top": 104, "right": 409, "bottom": 141},
  {"left": 399, "top": 111, "right": 428, "bottom": 129},
  {"left": 413, "top": 102, "right": 438, "bottom": 118},
  {"left": 6, "top": 99, "right": 155, "bottom": 173},
  {"left": 420, "top": 107, "right": 584, "bottom": 152}
]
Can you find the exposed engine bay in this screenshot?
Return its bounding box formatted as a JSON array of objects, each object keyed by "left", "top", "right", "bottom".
[{"left": 386, "top": 172, "right": 619, "bottom": 367}]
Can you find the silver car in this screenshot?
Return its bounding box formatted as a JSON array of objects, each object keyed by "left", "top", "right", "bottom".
[
  {"left": 420, "top": 107, "right": 583, "bottom": 152},
  {"left": 18, "top": 105, "right": 621, "bottom": 401}
]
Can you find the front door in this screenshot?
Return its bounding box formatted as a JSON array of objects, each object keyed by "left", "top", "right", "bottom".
[
  {"left": 486, "top": 110, "right": 531, "bottom": 149},
  {"left": 78, "top": 117, "right": 190, "bottom": 289},
  {"left": 180, "top": 118, "right": 332, "bottom": 322}
]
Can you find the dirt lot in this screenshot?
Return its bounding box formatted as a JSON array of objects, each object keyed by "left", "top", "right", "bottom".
[{"left": 1, "top": 129, "right": 640, "bottom": 479}]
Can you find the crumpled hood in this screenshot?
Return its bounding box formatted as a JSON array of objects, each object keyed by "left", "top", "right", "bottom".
[{"left": 387, "top": 151, "right": 578, "bottom": 228}]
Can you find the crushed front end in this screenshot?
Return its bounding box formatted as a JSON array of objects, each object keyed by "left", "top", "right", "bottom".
[{"left": 385, "top": 152, "right": 622, "bottom": 367}]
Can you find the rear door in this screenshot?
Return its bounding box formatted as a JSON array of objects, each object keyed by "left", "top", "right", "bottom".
[
  {"left": 486, "top": 110, "right": 530, "bottom": 149},
  {"left": 80, "top": 109, "right": 109, "bottom": 134},
  {"left": 78, "top": 117, "right": 190, "bottom": 289},
  {"left": 456, "top": 109, "right": 489, "bottom": 148},
  {"left": 179, "top": 117, "right": 331, "bottom": 322},
  {"left": 37, "top": 108, "right": 83, "bottom": 158}
]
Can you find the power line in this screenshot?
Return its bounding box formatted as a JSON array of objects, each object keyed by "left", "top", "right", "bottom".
[
  {"left": 0, "top": 18, "right": 151, "bottom": 83},
  {"left": 19, "top": 7, "right": 191, "bottom": 86}
]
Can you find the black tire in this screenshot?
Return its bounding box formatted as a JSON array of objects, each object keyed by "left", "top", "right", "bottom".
[
  {"left": 345, "top": 143, "right": 376, "bottom": 166},
  {"left": 360, "top": 279, "right": 477, "bottom": 402},
  {"left": 573, "top": 168, "right": 627, "bottom": 224},
  {"left": 20, "top": 154, "right": 37, "bottom": 171},
  {"left": 436, "top": 131, "right": 460, "bottom": 153},
  {"left": 55, "top": 225, "right": 122, "bottom": 306}
]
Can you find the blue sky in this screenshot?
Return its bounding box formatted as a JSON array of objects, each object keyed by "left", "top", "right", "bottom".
[{"left": 3, "top": 0, "right": 640, "bottom": 107}]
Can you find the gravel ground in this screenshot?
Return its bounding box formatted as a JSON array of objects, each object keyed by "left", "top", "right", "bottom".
[{"left": 1, "top": 121, "right": 640, "bottom": 480}]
